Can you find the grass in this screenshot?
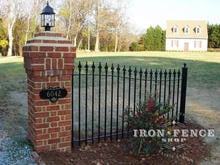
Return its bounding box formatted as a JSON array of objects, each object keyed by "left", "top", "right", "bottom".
[
  {"left": 1, "top": 51, "right": 220, "bottom": 89},
  {"left": 75, "top": 51, "right": 220, "bottom": 89}
]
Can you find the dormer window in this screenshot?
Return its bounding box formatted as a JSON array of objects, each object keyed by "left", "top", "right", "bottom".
[
  {"left": 171, "top": 25, "right": 178, "bottom": 33},
  {"left": 194, "top": 26, "right": 201, "bottom": 34},
  {"left": 183, "top": 26, "right": 190, "bottom": 34}
]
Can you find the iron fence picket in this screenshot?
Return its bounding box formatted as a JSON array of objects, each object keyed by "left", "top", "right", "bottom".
[
  {"left": 85, "top": 62, "right": 88, "bottom": 144},
  {"left": 91, "top": 62, "right": 95, "bottom": 143},
  {"left": 122, "top": 66, "right": 126, "bottom": 138},
  {"left": 104, "top": 63, "right": 108, "bottom": 140}
]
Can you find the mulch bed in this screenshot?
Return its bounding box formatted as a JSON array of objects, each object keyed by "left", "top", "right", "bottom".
[{"left": 40, "top": 122, "right": 210, "bottom": 165}]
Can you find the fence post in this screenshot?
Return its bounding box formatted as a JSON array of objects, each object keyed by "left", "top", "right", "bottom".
[
  {"left": 23, "top": 32, "right": 76, "bottom": 152},
  {"left": 179, "top": 63, "right": 188, "bottom": 123}
]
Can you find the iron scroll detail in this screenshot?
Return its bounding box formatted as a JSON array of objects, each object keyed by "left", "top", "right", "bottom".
[{"left": 39, "top": 87, "right": 67, "bottom": 103}]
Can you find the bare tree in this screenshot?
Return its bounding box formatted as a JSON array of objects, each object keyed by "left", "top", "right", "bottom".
[
  {"left": 92, "top": 0, "right": 128, "bottom": 52},
  {"left": 24, "top": 0, "right": 45, "bottom": 44},
  {"left": 94, "top": 0, "right": 101, "bottom": 52},
  {"left": 58, "top": 0, "right": 94, "bottom": 47},
  {"left": 0, "top": 0, "right": 27, "bottom": 56}
]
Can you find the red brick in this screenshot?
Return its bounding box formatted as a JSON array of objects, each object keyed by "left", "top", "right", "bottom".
[
  {"left": 59, "top": 75, "right": 71, "bottom": 81},
  {"left": 59, "top": 142, "right": 71, "bottom": 148},
  {"left": 47, "top": 116, "right": 59, "bottom": 122},
  {"left": 40, "top": 46, "right": 54, "bottom": 51},
  {"left": 48, "top": 138, "right": 60, "bottom": 144},
  {"left": 35, "top": 118, "right": 43, "bottom": 124},
  {"left": 64, "top": 58, "right": 74, "bottom": 64},
  {"left": 35, "top": 107, "right": 43, "bottom": 112},
  {"left": 51, "top": 133, "right": 58, "bottom": 138},
  {"left": 58, "top": 121, "right": 71, "bottom": 127},
  {"left": 47, "top": 106, "right": 60, "bottom": 111},
  {"left": 31, "top": 58, "right": 44, "bottom": 64},
  {"left": 48, "top": 127, "right": 60, "bottom": 133},
  {"left": 58, "top": 40, "right": 71, "bottom": 44},
  {"left": 52, "top": 59, "right": 57, "bottom": 69},
  {"left": 29, "top": 52, "right": 46, "bottom": 58},
  {"left": 50, "top": 112, "right": 57, "bottom": 116},
  {"left": 48, "top": 81, "right": 59, "bottom": 86},
  {"left": 32, "top": 65, "right": 44, "bottom": 71},
  {"left": 33, "top": 94, "right": 40, "bottom": 100},
  {"left": 64, "top": 136, "right": 71, "bottom": 141},
  {"left": 35, "top": 123, "right": 49, "bottom": 129},
  {"left": 35, "top": 101, "right": 49, "bottom": 106},
  {"left": 64, "top": 64, "right": 74, "bottom": 69},
  {"left": 51, "top": 122, "right": 58, "bottom": 127},
  {"left": 55, "top": 47, "right": 69, "bottom": 51},
  {"left": 65, "top": 126, "right": 71, "bottom": 131},
  {"left": 46, "top": 59, "right": 51, "bottom": 70},
  {"left": 36, "top": 134, "right": 49, "bottom": 140},
  {"left": 35, "top": 112, "right": 49, "bottom": 118},
  {"left": 65, "top": 115, "right": 71, "bottom": 120},
  {"left": 29, "top": 46, "right": 39, "bottom": 51},
  {"left": 43, "top": 40, "right": 57, "bottom": 44},
  {"left": 59, "top": 131, "right": 71, "bottom": 137},
  {"left": 58, "top": 59, "right": 64, "bottom": 69},
  {"left": 32, "top": 77, "right": 48, "bottom": 82},
  {"left": 36, "top": 129, "right": 43, "bottom": 135},
  {"left": 48, "top": 52, "right": 62, "bottom": 58},
  {"left": 58, "top": 110, "right": 71, "bottom": 115},
  {"left": 33, "top": 83, "right": 42, "bottom": 89},
  {"left": 64, "top": 104, "right": 71, "bottom": 109},
  {"left": 63, "top": 53, "right": 75, "bottom": 58},
  {"left": 30, "top": 40, "right": 42, "bottom": 43},
  {"left": 31, "top": 71, "right": 42, "bottom": 77}
]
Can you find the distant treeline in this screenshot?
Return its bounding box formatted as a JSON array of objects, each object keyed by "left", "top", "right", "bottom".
[{"left": 129, "top": 26, "right": 165, "bottom": 51}]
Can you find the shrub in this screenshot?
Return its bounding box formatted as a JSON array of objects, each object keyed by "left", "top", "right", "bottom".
[{"left": 124, "top": 97, "right": 173, "bottom": 156}]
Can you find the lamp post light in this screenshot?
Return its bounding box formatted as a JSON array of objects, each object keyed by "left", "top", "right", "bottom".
[{"left": 41, "top": 1, "right": 55, "bottom": 31}]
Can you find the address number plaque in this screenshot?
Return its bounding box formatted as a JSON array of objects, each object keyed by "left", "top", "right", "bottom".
[{"left": 39, "top": 87, "right": 67, "bottom": 103}]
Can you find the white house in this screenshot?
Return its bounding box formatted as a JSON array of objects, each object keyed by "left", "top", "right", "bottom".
[{"left": 166, "top": 20, "right": 208, "bottom": 51}]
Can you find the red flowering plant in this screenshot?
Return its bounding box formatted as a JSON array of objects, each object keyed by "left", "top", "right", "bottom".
[{"left": 124, "top": 97, "right": 173, "bottom": 156}]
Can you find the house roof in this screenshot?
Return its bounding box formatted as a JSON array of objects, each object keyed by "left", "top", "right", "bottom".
[{"left": 166, "top": 20, "right": 208, "bottom": 39}]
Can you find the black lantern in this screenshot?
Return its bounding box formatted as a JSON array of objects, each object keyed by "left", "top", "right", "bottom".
[{"left": 41, "top": 1, "right": 55, "bottom": 31}]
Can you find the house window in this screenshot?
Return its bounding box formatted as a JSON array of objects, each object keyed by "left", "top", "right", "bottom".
[
  {"left": 194, "top": 40, "right": 202, "bottom": 48},
  {"left": 171, "top": 40, "right": 179, "bottom": 48},
  {"left": 171, "top": 25, "right": 178, "bottom": 33},
  {"left": 194, "top": 26, "right": 201, "bottom": 34},
  {"left": 183, "top": 26, "right": 190, "bottom": 34}
]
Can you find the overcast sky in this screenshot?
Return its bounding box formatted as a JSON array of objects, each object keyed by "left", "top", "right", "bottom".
[{"left": 127, "top": 0, "right": 220, "bottom": 33}]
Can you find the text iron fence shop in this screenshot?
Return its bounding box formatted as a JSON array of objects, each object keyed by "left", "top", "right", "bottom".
[{"left": 72, "top": 62, "right": 187, "bottom": 146}]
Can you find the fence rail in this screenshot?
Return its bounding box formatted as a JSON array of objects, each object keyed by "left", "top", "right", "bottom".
[{"left": 72, "top": 62, "right": 187, "bottom": 146}]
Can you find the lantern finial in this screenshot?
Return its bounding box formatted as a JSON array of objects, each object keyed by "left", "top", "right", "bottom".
[{"left": 41, "top": 1, "right": 55, "bottom": 31}]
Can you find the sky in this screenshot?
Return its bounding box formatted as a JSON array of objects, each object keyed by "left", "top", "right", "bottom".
[{"left": 127, "top": 0, "right": 220, "bottom": 33}]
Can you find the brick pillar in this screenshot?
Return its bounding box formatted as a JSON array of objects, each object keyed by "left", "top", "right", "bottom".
[{"left": 23, "top": 32, "right": 75, "bottom": 152}]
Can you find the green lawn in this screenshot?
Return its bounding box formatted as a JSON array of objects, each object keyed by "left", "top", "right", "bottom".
[
  {"left": 0, "top": 51, "right": 220, "bottom": 90},
  {"left": 75, "top": 51, "right": 220, "bottom": 89}
]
